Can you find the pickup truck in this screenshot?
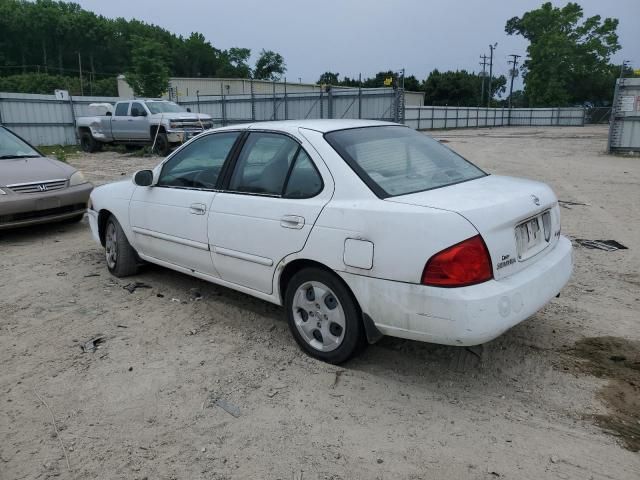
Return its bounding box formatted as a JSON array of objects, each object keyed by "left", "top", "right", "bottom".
[{"left": 76, "top": 99, "right": 214, "bottom": 156}]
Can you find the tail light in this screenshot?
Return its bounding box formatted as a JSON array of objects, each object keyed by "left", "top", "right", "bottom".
[{"left": 422, "top": 235, "right": 493, "bottom": 287}]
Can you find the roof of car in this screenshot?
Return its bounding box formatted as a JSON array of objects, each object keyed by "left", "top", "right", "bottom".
[{"left": 214, "top": 119, "right": 403, "bottom": 134}]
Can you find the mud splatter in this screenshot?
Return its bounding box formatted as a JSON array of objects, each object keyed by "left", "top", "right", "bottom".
[{"left": 570, "top": 336, "right": 640, "bottom": 452}]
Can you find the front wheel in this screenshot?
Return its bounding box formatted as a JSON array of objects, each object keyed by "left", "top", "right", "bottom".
[
  {"left": 285, "top": 268, "right": 366, "bottom": 364},
  {"left": 153, "top": 132, "right": 170, "bottom": 156},
  {"left": 104, "top": 215, "right": 139, "bottom": 277}
]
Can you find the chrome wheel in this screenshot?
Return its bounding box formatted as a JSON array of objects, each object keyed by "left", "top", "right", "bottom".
[
  {"left": 105, "top": 221, "right": 117, "bottom": 269},
  {"left": 292, "top": 281, "right": 346, "bottom": 352}
]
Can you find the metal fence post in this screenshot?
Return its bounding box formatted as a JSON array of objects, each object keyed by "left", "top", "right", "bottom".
[
  {"left": 284, "top": 78, "right": 288, "bottom": 120},
  {"left": 196, "top": 90, "right": 201, "bottom": 114},
  {"left": 0, "top": 96, "right": 3, "bottom": 124},
  {"left": 455, "top": 107, "right": 459, "bottom": 128},
  {"left": 476, "top": 107, "right": 479, "bottom": 127},
  {"left": 250, "top": 80, "right": 256, "bottom": 121},
  {"left": 320, "top": 89, "right": 324, "bottom": 119},
  {"left": 444, "top": 106, "right": 448, "bottom": 129},
  {"left": 358, "top": 85, "right": 362, "bottom": 119},
  {"left": 530, "top": 108, "right": 533, "bottom": 126},
  {"left": 430, "top": 107, "right": 434, "bottom": 130},
  {"left": 417, "top": 107, "right": 421, "bottom": 130},
  {"left": 272, "top": 81, "right": 277, "bottom": 120},
  {"left": 327, "top": 87, "right": 333, "bottom": 119},
  {"left": 68, "top": 94, "right": 78, "bottom": 144}
]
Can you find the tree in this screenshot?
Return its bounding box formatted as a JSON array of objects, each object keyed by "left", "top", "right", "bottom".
[
  {"left": 317, "top": 72, "right": 340, "bottom": 85},
  {"left": 253, "top": 49, "right": 286, "bottom": 80},
  {"left": 125, "top": 37, "right": 170, "bottom": 97},
  {"left": 505, "top": 2, "right": 620, "bottom": 106},
  {"left": 422, "top": 69, "right": 506, "bottom": 106}
]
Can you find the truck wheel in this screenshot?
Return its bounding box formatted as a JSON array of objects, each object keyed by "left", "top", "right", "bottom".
[
  {"left": 80, "top": 131, "right": 99, "bottom": 153},
  {"left": 153, "top": 132, "right": 170, "bottom": 156}
]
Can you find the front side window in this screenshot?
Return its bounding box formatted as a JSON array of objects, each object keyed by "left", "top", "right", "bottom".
[
  {"left": 325, "top": 126, "right": 486, "bottom": 198},
  {"left": 114, "top": 103, "right": 129, "bottom": 116},
  {"left": 131, "top": 102, "right": 146, "bottom": 116},
  {"left": 158, "top": 132, "right": 239, "bottom": 189},
  {"left": 145, "top": 101, "right": 186, "bottom": 114},
  {"left": 229, "top": 133, "right": 299, "bottom": 195}
]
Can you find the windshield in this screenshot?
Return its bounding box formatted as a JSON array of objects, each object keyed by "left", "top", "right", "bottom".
[
  {"left": 325, "top": 126, "right": 486, "bottom": 198},
  {"left": 145, "top": 101, "right": 186, "bottom": 114},
  {"left": 0, "top": 127, "right": 40, "bottom": 159}
]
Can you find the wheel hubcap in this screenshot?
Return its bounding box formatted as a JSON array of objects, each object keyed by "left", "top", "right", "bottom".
[
  {"left": 293, "top": 281, "right": 345, "bottom": 352},
  {"left": 105, "top": 222, "right": 117, "bottom": 269}
]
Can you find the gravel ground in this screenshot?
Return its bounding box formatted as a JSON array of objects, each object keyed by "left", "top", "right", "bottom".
[{"left": 1, "top": 125, "right": 639, "bottom": 480}]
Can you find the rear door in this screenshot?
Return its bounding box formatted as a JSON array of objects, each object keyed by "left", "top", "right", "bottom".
[
  {"left": 111, "top": 102, "right": 130, "bottom": 140},
  {"left": 209, "top": 131, "right": 333, "bottom": 294},
  {"left": 130, "top": 131, "right": 241, "bottom": 275},
  {"left": 129, "top": 102, "right": 149, "bottom": 141}
]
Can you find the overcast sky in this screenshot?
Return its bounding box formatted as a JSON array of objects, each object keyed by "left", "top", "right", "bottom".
[{"left": 73, "top": 0, "right": 639, "bottom": 88}]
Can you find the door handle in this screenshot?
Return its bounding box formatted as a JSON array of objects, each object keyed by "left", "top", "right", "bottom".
[
  {"left": 280, "top": 215, "right": 305, "bottom": 229},
  {"left": 189, "top": 203, "right": 206, "bottom": 215}
]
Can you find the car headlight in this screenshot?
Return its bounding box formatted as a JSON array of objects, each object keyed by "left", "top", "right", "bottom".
[{"left": 69, "top": 171, "right": 87, "bottom": 186}]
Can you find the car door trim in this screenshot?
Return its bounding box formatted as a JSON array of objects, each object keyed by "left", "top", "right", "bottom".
[
  {"left": 213, "top": 246, "right": 274, "bottom": 266},
  {"left": 131, "top": 226, "right": 210, "bottom": 251}
]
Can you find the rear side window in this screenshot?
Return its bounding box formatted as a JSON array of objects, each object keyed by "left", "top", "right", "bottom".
[
  {"left": 229, "top": 133, "right": 299, "bottom": 195},
  {"left": 283, "top": 150, "right": 323, "bottom": 198},
  {"left": 325, "top": 126, "right": 486, "bottom": 198},
  {"left": 114, "top": 103, "right": 129, "bottom": 116}
]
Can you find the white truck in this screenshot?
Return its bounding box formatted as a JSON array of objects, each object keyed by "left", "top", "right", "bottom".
[{"left": 76, "top": 99, "right": 213, "bottom": 156}]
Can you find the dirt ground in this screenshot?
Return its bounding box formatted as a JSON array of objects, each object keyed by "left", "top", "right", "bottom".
[{"left": 1, "top": 125, "right": 639, "bottom": 480}]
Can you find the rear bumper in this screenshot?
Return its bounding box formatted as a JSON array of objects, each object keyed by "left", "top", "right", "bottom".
[
  {"left": 0, "top": 183, "right": 93, "bottom": 230},
  {"left": 339, "top": 235, "right": 573, "bottom": 346}
]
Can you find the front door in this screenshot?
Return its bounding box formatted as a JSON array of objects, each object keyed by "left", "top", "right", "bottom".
[
  {"left": 130, "top": 131, "right": 241, "bottom": 275},
  {"left": 110, "top": 102, "right": 130, "bottom": 140},
  {"left": 129, "top": 102, "right": 149, "bottom": 141},
  {"left": 209, "top": 131, "right": 332, "bottom": 294}
]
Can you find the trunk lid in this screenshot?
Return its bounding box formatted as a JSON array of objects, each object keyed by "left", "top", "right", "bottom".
[{"left": 386, "top": 175, "right": 562, "bottom": 279}]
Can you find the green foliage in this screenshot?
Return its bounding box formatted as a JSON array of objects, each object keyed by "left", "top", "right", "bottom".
[
  {"left": 423, "top": 69, "right": 506, "bottom": 106},
  {"left": 317, "top": 72, "right": 340, "bottom": 85},
  {"left": 0, "top": 0, "right": 286, "bottom": 95},
  {"left": 125, "top": 36, "right": 170, "bottom": 97},
  {"left": 253, "top": 49, "right": 286, "bottom": 81},
  {"left": 0, "top": 73, "right": 117, "bottom": 95},
  {"left": 505, "top": 2, "right": 621, "bottom": 106}
]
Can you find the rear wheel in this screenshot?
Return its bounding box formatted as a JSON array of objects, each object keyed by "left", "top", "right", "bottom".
[
  {"left": 285, "top": 268, "right": 366, "bottom": 364},
  {"left": 104, "top": 215, "right": 139, "bottom": 277}
]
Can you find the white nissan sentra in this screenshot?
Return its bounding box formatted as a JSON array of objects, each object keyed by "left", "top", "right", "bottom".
[{"left": 87, "top": 120, "right": 572, "bottom": 363}]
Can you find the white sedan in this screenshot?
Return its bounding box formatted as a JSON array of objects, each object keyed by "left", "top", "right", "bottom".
[{"left": 87, "top": 120, "right": 572, "bottom": 363}]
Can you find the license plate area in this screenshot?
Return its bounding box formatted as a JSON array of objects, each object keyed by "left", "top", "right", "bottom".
[{"left": 515, "top": 211, "right": 551, "bottom": 261}]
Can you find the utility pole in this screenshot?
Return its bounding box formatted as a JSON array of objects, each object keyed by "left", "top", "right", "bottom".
[
  {"left": 77, "top": 52, "right": 83, "bottom": 96},
  {"left": 487, "top": 43, "right": 497, "bottom": 108},
  {"left": 507, "top": 54, "right": 521, "bottom": 109},
  {"left": 479, "top": 54, "right": 488, "bottom": 106}
]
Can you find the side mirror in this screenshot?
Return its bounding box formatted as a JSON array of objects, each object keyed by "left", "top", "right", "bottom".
[
  {"left": 131, "top": 109, "right": 139, "bottom": 117},
  {"left": 186, "top": 108, "right": 191, "bottom": 112},
  {"left": 141, "top": 110, "right": 148, "bottom": 117},
  {"left": 133, "top": 169, "right": 154, "bottom": 187}
]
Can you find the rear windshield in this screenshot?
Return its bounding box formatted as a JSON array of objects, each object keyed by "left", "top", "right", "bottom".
[{"left": 325, "top": 126, "right": 486, "bottom": 197}]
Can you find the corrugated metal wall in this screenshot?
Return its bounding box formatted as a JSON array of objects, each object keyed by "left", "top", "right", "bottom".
[
  {"left": 0, "top": 92, "right": 120, "bottom": 145},
  {"left": 404, "top": 106, "right": 585, "bottom": 129},
  {"left": 1, "top": 90, "right": 585, "bottom": 146}
]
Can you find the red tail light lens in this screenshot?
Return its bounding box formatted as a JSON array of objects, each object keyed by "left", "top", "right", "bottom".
[{"left": 422, "top": 235, "right": 493, "bottom": 287}]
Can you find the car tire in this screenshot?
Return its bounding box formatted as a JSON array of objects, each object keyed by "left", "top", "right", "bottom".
[
  {"left": 285, "top": 267, "right": 366, "bottom": 364},
  {"left": 80, "top": 131, "right": 99, "bottom": 153},
  {"left": 104, "top": 215, "right": 139, "bottom": 277},
  {"left": 153, "top": 132, "right": 170, "bottom": 156}
]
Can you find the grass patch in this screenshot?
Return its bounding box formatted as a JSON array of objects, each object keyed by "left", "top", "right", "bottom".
[{"left": 39, "top": 144, "right": 82, "bottom": 162}]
